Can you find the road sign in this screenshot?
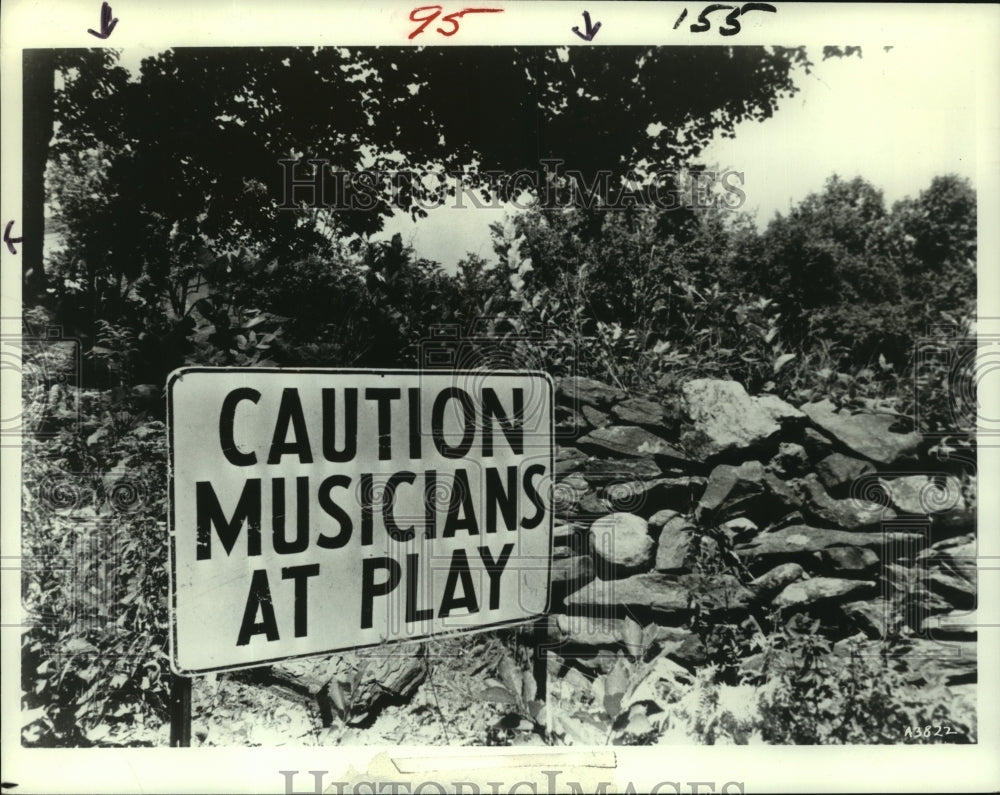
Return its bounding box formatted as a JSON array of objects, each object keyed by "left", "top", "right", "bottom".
[{"left": 167, "top": 368, "right": 553, "bottom": 674}]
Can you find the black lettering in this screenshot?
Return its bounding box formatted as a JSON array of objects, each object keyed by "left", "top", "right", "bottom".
[
  {"left": 522, "top": 464, "right": 546, "bottom": 530},
  {"left": 361, "top": 472, "right": 374, "bottom": 546},
  {"left": 485, "top": 466, "right": 518, "bottom": 533},
  {"left": 273, "top": 477, "right": 310, "bottom": 554},
  {"left": 424, "top": 469, "right": 437, "bottom": 540},
  {"left": 282, "top": 564, "right": 320, "bottom": 638},
  {"left": 405, "top": 552, "right": 434, "bottom": 623},
  {"left": 438, "top": 549, "right": 479, "bottom": 618},
  {"left": 361, "top": 558, "right": 402, "bottom": 630},
  {"left": 383, "top": 471, "right": 416, "bottom": 542},
  {"left": 236, "top": 569, "right": 279, "bottom": 645},
  {"left": 219, "top": 388, "right": 261, "bottom": 466},
  {"left": 443, "top": 469, "right": 480, "bottom": 538},
  {"left": 690, "top": 3, "right": 734, "bottom": 33},
  {"left": 408, "top": 388, "right": 422, "bottom": 459},
  {"left": 481, "top": 388, "right": 523, "bottom": 455},
  {"left": 432, "top": 387, "right": 476, "bottom": 459},
  {"left": 365, "top": 388, "right": 401, "bottom": 461},
  {"left": 478, "top": 543, "right": 514, "bottom": 610},
  {"left": 322, "top": 388, "right": 357, "bottom": 462},
  {"left": 196, "top": 479, "right": 261, "bottom": 560},
  {"left": 268, "top": 388, "right": 313, "bottom": 464},
  {"left": 317, "top": 475, "right": 352, "bottom": 549}
]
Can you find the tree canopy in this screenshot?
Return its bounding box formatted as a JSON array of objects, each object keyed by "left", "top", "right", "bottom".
[{"left": 38, "top": 45, "right": 813, "bottom": 288}]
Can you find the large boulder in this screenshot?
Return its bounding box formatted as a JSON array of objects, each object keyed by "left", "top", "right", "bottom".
[
  {"left": 581, "top": 405, "right": 611, "bottom": 429},
  {"left": 815, "top": 452, "right": 875, "bottom": 495},
  {"left": 719, "top": 516, "right": 758, "bottom": 544},
  {"left": 603, "top": 476, "right": 705, "bottom": 518},
  {"left": 916, "top": 535, "right": 976, "bottom": 610},
  {"left": 554, "top": 472, "right": 589, "bottom": 504},
  {"left": 654, "top": 515, "right": 700, "bottom": 572},
  {"left": 555, "top": 404, "right": 589, "bottom": 441},
  {"left": 696, "top": 460, "right": 767, "bottom": 523},
  {"left": 588, "top": 512, "right": 655, "bottom": 577},
  {"left": 841, "top": 599, "right": 894, "bottom": 639},
  {"left": 919, "top": 610, "right": 978, "bottom": 641},
  {"left": 879, "top": 474, "right": 965, "bottom": 516},
  {"left": 751, "top": 562, "right": 808, "bottom": 599},
  {"left": 564, "top": 572, "right": 691, "bottom": 623},
  {"left": 813, "top": 546, "right": 879, "bottom": 577},
  {"left": 570, "top": 491, "right": 613, "bottom": 522},
  {"left": 576, "top": 425, "right": 690, "bottom": 461},
  {"left": 772, "top": 577, "right": 877, "bottom": 609},
  {"left": 802, "top": 427, "right": 836, "bottom": 459},
  {"left": 769, "top": 442, "right": 810, "bottom": 478},
  {"left": 579, "top": 457, "right": 663, "bottom": 484},
  {"left": 546, "top": 616, "right": 707, "bottom": 668},
  {"left": 555, "top": 445, "right": 588, "bottom": 474},
  {"left": 882, "top": 562, "right": 955, "bottom": 618},
  {"left": 735, "top": 524, "right": 926, "bottom": 573},
  {"left": 564, "top": 571, "right": 751, "bottom": 624},
  {"left": 800, "top": 399, "right": 921, "bottom": 465},
  {"left": 798, "top": 474, "right": 895, "bottom": 530},
  {"left": 762, "top": 471, "right": 807, "bottom": 516},
  {"left": 556, "top": 376, "right": 626, "bottom": 410},
  {"left": 680, "top": 379, "right": 781, "bottom": 459},
  {"left": 550, "top": 553, "right": 596, "bottom": 606},
  {"left": 610, "top": 397, "right": 682, "bottom": 436}
]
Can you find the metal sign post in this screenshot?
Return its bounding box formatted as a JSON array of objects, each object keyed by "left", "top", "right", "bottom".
[{"left": 169, "top": 673, "right": 191, "bottom": 747}]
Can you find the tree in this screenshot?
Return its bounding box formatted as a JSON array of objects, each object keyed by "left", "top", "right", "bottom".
[
  {"left": 738, "top": 174, "right": 975, "bottom": 365},
  {"left": 46, "top": 45, "right": 818, "bottom": 267},
  {"left": 22, "top": 50, "right": 57, "bottom": 301},
  {"left": 39, "top": 45, "right": 830, "bottom": 381},
  {"left": 890, "top": 174, "right": 976, "bottom": 301}
]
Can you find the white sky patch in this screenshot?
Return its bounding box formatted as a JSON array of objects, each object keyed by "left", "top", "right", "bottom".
[{"left": 701, "top": 45, "right": 978, "bottom": 226}]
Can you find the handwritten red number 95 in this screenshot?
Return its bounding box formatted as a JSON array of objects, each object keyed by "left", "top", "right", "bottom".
[{"left": 409, "top": 6, "right": 505, "bottom": 40}]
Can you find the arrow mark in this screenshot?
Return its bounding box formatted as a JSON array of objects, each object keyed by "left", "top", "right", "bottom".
[
  {"left": 88, "top": 2, "right": 118, "bottom": 39},
  {"left": 4, "top": 221, "right": 24, "bottom": 255},
  {"left": 572, "top": 10, "right": 602, "bottom": 42}
]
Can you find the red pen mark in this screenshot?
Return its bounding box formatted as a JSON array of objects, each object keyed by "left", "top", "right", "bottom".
[{"left": 408, "top": 6, "right": 504, "bottom": 40}]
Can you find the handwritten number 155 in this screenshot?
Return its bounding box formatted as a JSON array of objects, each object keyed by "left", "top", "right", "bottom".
[
  {"left": 409, "top": 6, "right": 505, "bottom": 40},
  {"left": 675, "top": 3, "right": 776, "bottom": 36}
]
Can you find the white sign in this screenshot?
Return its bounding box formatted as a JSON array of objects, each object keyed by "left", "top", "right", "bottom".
[{"left": 167, "top": 368, "right": 554, "bottom": 674}]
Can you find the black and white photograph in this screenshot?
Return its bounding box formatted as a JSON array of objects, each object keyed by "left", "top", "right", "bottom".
[{"left": 2, "top": 2, "right": 998, "bottom": 792}]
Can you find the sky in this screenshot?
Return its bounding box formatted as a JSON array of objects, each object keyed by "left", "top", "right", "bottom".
[{"left": 377, "top": 44, "right": 979, "bottom": 271}]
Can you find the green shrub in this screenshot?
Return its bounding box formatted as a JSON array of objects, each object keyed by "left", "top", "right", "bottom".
[
  {"left": 752, "top": 616, "right": 975, "bottom": 744},
  {"left": 21, "top": 407, "right": 171, "bottom": 746}
]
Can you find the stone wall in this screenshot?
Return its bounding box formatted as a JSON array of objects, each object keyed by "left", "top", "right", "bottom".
[{"left": 545, "top": 376, "right": 977, "bottom": 686}]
